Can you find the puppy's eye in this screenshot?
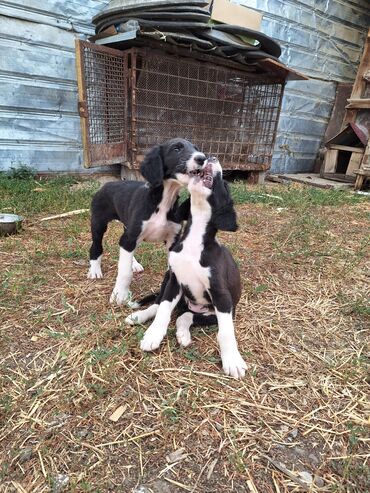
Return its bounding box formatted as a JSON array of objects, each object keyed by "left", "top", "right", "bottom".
[{"left": 174, "top": 147, "right": 181, "bottom": 153}]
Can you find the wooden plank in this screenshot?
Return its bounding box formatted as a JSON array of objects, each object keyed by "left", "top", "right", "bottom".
[
  {"left": 323, "top": 148, "right": 339, "bottom": 173},
  {"left": 75, "top": 39, "right": 91, "bottom": 168},
  {"left": 322, "top": 172, "right": 355, "bottom": 183},
  {"left": 345, "top": 98, "right": 370, "bottom": 109},
  {"left": 349, "top": 29, "right": 370, "bottom": 99},
  {"left": 360, "top": 137, "right": 370, "bottom": 170},
  {"left": 324, "top": 83, "right": 352, "bottom": 141},
  {"left": 270, "top": 173, "right": 353, "bottom": 189},
  {"left": 257, "top": 58, "right": 309, "bottom": 81},
  {"left": 346, "top": 152, "right": 363, "bottom": 176},
  {"left": 343, "top": 28, "right": 370, "bottom": 126},
  {"left": 329, "top": 145, "right": 364, "bottom": 153}
]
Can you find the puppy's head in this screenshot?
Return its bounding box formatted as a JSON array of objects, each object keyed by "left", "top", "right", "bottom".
[
  {"left": 140, "top": 138, "right": 205, "bottom": 187},
  {"left": 188, "top": 157, "right": 238, "bottom": 232}
]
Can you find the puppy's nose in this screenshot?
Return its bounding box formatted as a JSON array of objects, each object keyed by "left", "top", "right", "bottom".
[{"left": 194, "top": 154, "right": 206, "bottom": 166}]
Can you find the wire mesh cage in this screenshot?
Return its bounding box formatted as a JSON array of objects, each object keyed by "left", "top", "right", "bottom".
[
  {"left": 77, "top": 42, "right": 285, "bottom": 171},
  {"left": 132, "top": 48, "right": 284, "bottom": 170}
]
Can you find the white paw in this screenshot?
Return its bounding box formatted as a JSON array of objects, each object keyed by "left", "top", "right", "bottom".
[
  {"left": 176, "top": 327, "right": 192, "bottom": 347},
  {"left": 109, "top": 288, "right": 129, "bottom": 305},
  {"left": 221, "top": 352, "right": 247, "bottom": 379},
  {"left": 125, "top": 315, "right": 136, "bottom": 325},
  {"left": 87, "top": 257, "right": 103, "bottom": 279},
  {"left": 125, "top": 310, "right": 144, "bottom": 325},
  {"left": 132, "top": 258, "right": 144, "bottom": 273},
  {"left": 140, "top": 327, "right": 165, "bottom": 351},
  {"left": 127, "top": 300, "right": 140, "bottom": 309},
  {"left": 87, "top": 268, "right": 103, "bottom": 279}
]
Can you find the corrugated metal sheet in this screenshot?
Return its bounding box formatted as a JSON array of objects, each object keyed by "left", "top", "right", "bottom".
[
  {"left": 0, "top": 0, "right": 369, "bottom": 174},
  {"left": 0, "top": 0, "right": 109, "bottom": 173},
  {"left": 240, "top": 0, "right": 370, "bottom": 173}
]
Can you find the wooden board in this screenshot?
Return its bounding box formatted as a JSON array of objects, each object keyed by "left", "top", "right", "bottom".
[
  {"left": 323, "top": 148, "right": 339, "bottom": 173},
  {"left": 343, "top": 28, "right": 370, "bottom": 126},
  {"left": 346, "top": 151, "right": 363, "bottom": 176},
  {"left": 324, "top": 83, "right": 352, "bottom": 141}
]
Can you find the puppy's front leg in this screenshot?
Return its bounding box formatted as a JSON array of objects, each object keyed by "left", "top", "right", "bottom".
[
  {"left": 215, "top": 308, "right": 247, "bottom": 379},
  {"left": 140, "top": 273, "right": 181, "bottom": 351},
  {"left": 110, "top": 246, "right": 135, "bottom": 305}
]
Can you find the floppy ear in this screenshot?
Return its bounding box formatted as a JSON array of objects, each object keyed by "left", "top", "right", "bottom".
[
  {"left": 140, "top": 145, "right": 164, "bottom": 187},
  {"left": 211, "top": 181, "right": 238, "bottom": 232},
  {"left": 212, "top": 204, "right": 238, "bottom": 231}
]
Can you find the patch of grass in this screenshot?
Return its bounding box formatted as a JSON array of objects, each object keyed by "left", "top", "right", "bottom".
[
  {"left": 6, "top": 164, "right": 37, "bottom": 179},
  {"left": 89, "top": 341, "right": 127, "bottom": 365},
  {"left": 0, "top": 395, "right": 13, "bottom": 415},
  {"left": 161, "top": 397, "right": 180, "bottom": 423},
  {"left": 136, "top": 242, "right": 167, "bottom": 273},
  {"left": 0, "top": 175, "right": 98, "bottom": 215},
  {"left": 230, "top": 182, "right": 367, "bottom": 207},
  {"left": 273, "top": 210, "right": 330, "bottom": 259},
  {"left": 1, "top": 181, "right": 369, "bottom": 493}
]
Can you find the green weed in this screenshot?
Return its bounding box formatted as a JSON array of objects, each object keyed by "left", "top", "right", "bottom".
[
  {"left": 89, "top": 341, "right": 127, "bottom": 365},
  {"left": 230, "top": 182, "right": 366, "bottom": 207},
  {"left": 0, "top": 175, "right": 98, "bottom": 215}
]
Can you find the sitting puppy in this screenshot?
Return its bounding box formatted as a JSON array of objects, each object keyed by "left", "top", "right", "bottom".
[
  {"left": 126, "top": 157, "right": 247, "bottom": 378},
  {"left": 87, "top": 138, "right": 205, "bottom": 305}
]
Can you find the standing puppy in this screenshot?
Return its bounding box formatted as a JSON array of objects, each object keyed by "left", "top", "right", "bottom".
[
  {"left": 126, "top": 158, "right": 247, "bottom": 378},
  {"left": 88, "top": 138, "right": 205, "bottom": 305}
]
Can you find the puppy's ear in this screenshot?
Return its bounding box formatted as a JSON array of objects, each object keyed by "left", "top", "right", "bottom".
[
  {"left": 211, "top": 181, "right": 238, "bottom": 232},
  {"left": 140, "top": 145, "right": 164, "bottom": 187},
  {"left": 212, "top": 205, "right": 238, "bottom": 232}
]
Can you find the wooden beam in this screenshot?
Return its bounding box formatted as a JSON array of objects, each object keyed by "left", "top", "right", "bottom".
[
  {"left": 328, "top": 145, "right": 364, "bottom": 153},
  {"left": 323, "top": 148, "right": 339, "bottom": 173},
  {"left": 345, "top": 98, "right": 370, "bottom": 109},
  {"left": 346, "top": 152, "right": 363, "bottom": 176},
  {"left": 343, "top": 28, "right": 370, "bottom": 126}
]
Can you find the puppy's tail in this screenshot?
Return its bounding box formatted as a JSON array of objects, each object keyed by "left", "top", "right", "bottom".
[{"left": 136, "top": 292, "right": 159, "bottom": 307}]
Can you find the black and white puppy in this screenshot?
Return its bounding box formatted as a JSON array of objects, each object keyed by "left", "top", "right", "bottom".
[
  {"left": 126, "top": 158, "right": 247, "bottom": 378},
  {"left": 87, "top": 138, "right": 205, "bottom": 305}
]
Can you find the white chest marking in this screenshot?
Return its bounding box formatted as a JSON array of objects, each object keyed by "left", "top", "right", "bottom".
[
  {"left": 169, "top": 194, "right": 211, "bottom": 304},
  {"left": 140, "top": 180, "right": 181, "bottom": 244}
]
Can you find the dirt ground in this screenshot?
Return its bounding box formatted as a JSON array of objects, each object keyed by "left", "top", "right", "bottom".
[{"left": 0, "top": 182, "right": 369, "bottom": 493}]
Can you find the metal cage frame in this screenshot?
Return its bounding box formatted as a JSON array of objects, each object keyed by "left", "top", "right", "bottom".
[{"left": 76, "top": 40, "right": 285, "bottom": 171}]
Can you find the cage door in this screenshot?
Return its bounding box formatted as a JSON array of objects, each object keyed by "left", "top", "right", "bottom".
[{"left": 75, "top": 40, "right": 128, "bottom": 168}]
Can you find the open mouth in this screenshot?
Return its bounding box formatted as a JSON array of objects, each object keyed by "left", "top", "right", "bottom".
[{"left": 188, "top": 161, "right": 213, "bottom": 189}]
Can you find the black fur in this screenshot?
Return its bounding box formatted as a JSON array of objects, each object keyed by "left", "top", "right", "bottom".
[
  {"left": 140, "top": 170, "right": 241, "bottom": 316},
  {"left": 88, "top": 139, "right": 205, "bottom": 298},
  {"left": 132, "top": 163, "right": 247, "bottom": 376}
]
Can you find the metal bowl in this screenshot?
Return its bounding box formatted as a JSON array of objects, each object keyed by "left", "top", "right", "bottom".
[{"left": 0, "top": 213, "right": 23, "bottom": 236}]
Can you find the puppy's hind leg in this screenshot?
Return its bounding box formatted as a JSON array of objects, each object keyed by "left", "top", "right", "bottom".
[
  {"left": 176, "top": 312, "right": 194, "bottom": 347},
  {"left": 125, "top": 304, "right": 158, "bottom": 325},
  {"left": 88, "top": 215, "right": 109, "bottom": 279},
  {"left": 215, "top": 308, "right": 247, "bottom": 379}
]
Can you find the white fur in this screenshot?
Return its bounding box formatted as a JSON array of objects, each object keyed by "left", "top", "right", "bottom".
[
  {"left": 110, "top": 247, "right": 134, "bottom": 305},
  {"left": 215, "top": 309, "right": 247, "bottom": 379},
  {"left": 132, "top": 256, "right": 144, "bottom": 273},
  {"left": 87, "top": 255, "right": 103, "bottom": 279},
  {"left": 169, "top": 181, "right": 212, "bottom": 305},
  {"left": 139, "top": 180, "right": 181, "bottom": 246},
  {"left": 176, "top": 312, "right": 193, "bottom": 347},
  {"left": 175, "top": 151, "right": 206, "bottom": 185},
  {"left": 125, "top": 304, "right": 158, "bottom": 325},
  {"left": 140, "top": 294, "right": 181, "bottom": 351}
]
